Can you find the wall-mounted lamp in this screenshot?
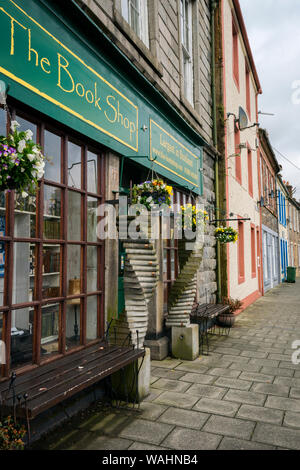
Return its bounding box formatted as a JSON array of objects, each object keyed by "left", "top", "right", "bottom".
[{"left": 257, "top": 196, "right": 264, "bottom": 207}]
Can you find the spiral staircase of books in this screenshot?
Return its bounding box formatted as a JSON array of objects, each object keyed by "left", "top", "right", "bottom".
[
  {"left": 114, "top": 216, "right": 159, "bottom": 348},
  {"left": 166, "top": 235, "right": 204, "bottom": 328}
]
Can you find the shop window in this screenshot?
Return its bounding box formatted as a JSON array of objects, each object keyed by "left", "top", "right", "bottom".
[
  {"left": 180, "top": 0, "right": 194, "bottom": 105},
  {"left": 121, "top": 0, "right": 149, "bottom": 47},
  {"left": 0, "top": 105, "right": 104, "bottom": 376}
]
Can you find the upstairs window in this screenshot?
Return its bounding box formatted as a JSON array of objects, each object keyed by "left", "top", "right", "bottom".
[
  {"left": 245, "top": 63, "right": 251, "bottom": 119},
  {"left": 180, "top": 0, "right": 194, "bottom": 104},
  {"left": 232, "top": 18, "right": 239, "bottom": 87},
  {"left": 121, "top": 0, "right": 149, "bottom": 47},
  {"left": 235, "top": 126, "right": 242, "bottom": 184},
  {"left": 247, "top": 147, "right": 253, "bottom": 197}
]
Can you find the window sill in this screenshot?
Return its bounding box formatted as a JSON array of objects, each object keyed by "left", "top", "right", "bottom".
[
  {"left": 113, "top": 8, "right": 163, "bottom": 78},
  {"left": 238, "top": 276, "right": 245, "bottom": 285}
]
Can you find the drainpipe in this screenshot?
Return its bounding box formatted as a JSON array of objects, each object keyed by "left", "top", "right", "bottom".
[{"left": 210, "top": 0, "right": 222, "bottom": 303}]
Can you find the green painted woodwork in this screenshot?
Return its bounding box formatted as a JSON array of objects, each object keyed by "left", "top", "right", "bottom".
[{"left": 0, "top": 0, "right": 203, "bottom": 194}]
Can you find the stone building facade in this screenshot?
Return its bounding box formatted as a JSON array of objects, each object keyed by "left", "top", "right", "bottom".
[
  {"left": 258, "top": 128, "right": 281, "bottom": 292},
  {"left": 74, "top": 0, "right": 218, "bottom": 353}
]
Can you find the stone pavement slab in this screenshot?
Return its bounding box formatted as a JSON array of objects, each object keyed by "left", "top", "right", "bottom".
[
  {"left": 236, "top": 404, "right": 283, "bottom": 425},
  {"left": 119, "top": 419, "right": 174, "bottom": 445},
  {"left": 252, "top": 423, "right": 300, "bottom": 450},
  {"left": 151, "top": 378, "right": 192, "bottom": 393},
  {"left": 153, "top": 390, "right": 200, "bottom": 409},
  {"left": 214, "top": 377, "right": 252, "bottom": 391},
  {"left": 193, "top": 397, "right": 240, "bottom": 417},
  {"left": 223, "top": 389, "right": 267, "bottom": 406},
  {"left": 158, "top": 406, "right": 210, "bottom": 429},
  {"left": 202, "top": 415, "right": 255, "bottom": 440},
  {"left": 218, "top": 437, "right": 276, "bottom": 450},
  {"left": 178, "top": 372, "right": 217, "bottom": 384},
  {"left": 161, "top": 427, "right": 222, "bottom": 450}
]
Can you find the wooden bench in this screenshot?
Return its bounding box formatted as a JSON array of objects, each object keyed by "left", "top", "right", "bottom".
[
  {"left": 190, "top": 303, "right": 231, "bottom": 354},
  {"left": 0, "top": 341, "right": 144, "bottom": 431}
]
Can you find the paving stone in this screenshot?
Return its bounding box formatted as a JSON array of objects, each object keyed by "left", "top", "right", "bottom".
[
  {"left": 279, "top": 361, "right": 300, "bottom": 370},
  {"left": 128, "top": 442, "right": 170, "bottom": 450},
  {"left": 158, "top": 406, "right": 210, "bottom": 430},
  {"left": 264, "top": 396, "right": 300, "bottom": 412},
  {"left": 274, "top": 376, "right": 300, "bottom": 388},
  {"left": 214, "top": 377, "right": 252, "bottom": 391},
  {"left": 223, "top": 389, "right": 266, "bottom": 406},
  {"left": 248, "top": 358, "right": 280, "bottom": 368},
  {"left": 239, "top": 371, "right": 274, "bottom": 383},
  {"left": 283, "top": 412, "right": 300, "bottom": 428},
  {"left": 218, "top": 437, "right": 276, "bottom": 450},
  {"left": 252, "top": 423, "right": 300, "bottom": 450},
  {"left": 221, "top": 354, "right": 250, "bottom": 364},
  {"left": 193, "top": 398, "right": 240, "bottom": 417},
  {"left": 151, "top": 367, "right": 186, "bottom": 380},
  {"left": 161, "top": 427, "right": 222, "bottom": 450},
  {"left": 237, "top": 404, "right": 283, "bottom": 425},
  {"left": 153, "top": 390, "right": 199, "bottom": 409},
  {"left": 268, "top": 353, "right": 294, "bottom": 361},
  {"left": 136, "top": 402, "right": 168, "bottom": 421},
  {"left": 207, "top": 367, "right": 241, "bottom": 379},
  {"left": 79, "top": 412, "right": 130, "bottom": 434},
  {"left": 119, "top": 419, "right": 174, "bottom": 445},
  {"left": 240, "top": 350, "right": 268, "bottom": 359},
  {"left": 261, "top": 366, "right": 294, "bottom": 378},
  {"left": 179, "top": 372, "right": 216, "bottom": 385},
  {"left": 150, "top": 376, "right": 159, "bottom": 385},
  {"left": 186, "top": 384, "right": 227, "bottom": 399},
  {"left": 213, "top": 347, "right": 242, "bottom": 356},
  {"left": 290, "top": 387, "right": 300, "bottom": 399},
  {"left": 151, "top": 378, "right": 192, "bottom": 393},
  {"left": 151, "top": 359, "right": 182, "bottom": 369},
  {"left": 83, "top": 436, "right": 133, "bottom": 451},
  {"left": 143, "top": 388, "right": 164, "bottom": 402},
  {"left": 203, "top": 415, "right": 255, "bottom": 440},
  {"left": 176, "top": 363, "right": 210, "bottom": 374},
  {"left": 251, "top": 383, "right": 290, "bottom": 397},
  {"left": 229, "top": 363, "right": 262, "bottom": 373}
]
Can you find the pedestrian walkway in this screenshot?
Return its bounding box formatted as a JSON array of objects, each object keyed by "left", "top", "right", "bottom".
[{"left": 35, "top": 281, "right": 300, "bottom": 450}]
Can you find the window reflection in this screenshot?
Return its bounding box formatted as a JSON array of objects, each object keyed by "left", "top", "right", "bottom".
[
  {"left": 44, "top": 185, "right": 61, "bottom": 239},
  {"left": 68, "top": 191, "right": 81, "bottom": 240},
  {"left": 44, "top": 130, "right": 61, "bottom": 183},
  {"left": 68, "top": 142, "right": 81, "bottom": 189},
  {"left": 11, "top": 307, "right": 33, "bottom": 368},
  {"left": 41, "top": 304, "right": 59, "bottom": 357},
  {"left": 87, "top": 151, "right": 98, "bottom": 193},
  {"left": 16, "top": 116, "right": 37, "bottom": 142}
]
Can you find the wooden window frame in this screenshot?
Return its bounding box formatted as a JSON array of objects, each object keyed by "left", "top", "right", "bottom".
[
  {"left": 235, "top": 125, "right": 242, "bottom": 184},
  {"left": 245, "top": 62, "right": 251, "bottom": 119},
  {"left": 247, "top": 145, "right": 253, "bottom": 197},
  {"left": 0, "top": 103, "right": 105, "bottom": 378}
]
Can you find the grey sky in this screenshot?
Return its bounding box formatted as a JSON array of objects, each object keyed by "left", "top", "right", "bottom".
[{"left": 239, "top": 0, "right": 300, "bottom": 198}]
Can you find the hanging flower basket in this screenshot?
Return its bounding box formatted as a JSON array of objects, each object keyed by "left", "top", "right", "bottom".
[
  {"left": 0, "top": 120, "right": 45, "bottom": 197},
  {"left": 215, "top": 226, "right": 238, "bottom": 243},
  {"left": 180, "top": 204, "right": 209, "bottom": 231},
  {"left": 131, "top": 179, "right": 173, "bottom": 210}
]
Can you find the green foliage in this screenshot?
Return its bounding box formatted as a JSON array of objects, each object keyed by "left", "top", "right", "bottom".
[
  {"left": 131, "top": 179, "right": 172, "bottom": 211},
  {"left": 215, "top": 226, "right": 238, "bottom": 243},
  {"left": 0, "top": 416, "right": 26, "bottom": 450}
]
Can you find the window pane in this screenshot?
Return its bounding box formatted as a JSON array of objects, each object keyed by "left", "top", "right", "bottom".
[
  {"left": 14, "top": 193, "right": 37, "bottom": 238},
  {"left": 16, "top": 116, "right": 37, "bottom": 142},
  {"left": 86, "top": 295, "right": 97, "bottom": 342},
  {"left": 44, "top": 185, "right": 61, "bottom": 239},
  {"left": 41, "top": 303, "right": 59, "bottom": 358},
  {"left": 87, "top": 196, "right": 98, "bottom": 242},
  {"left": 44, "top": 130, "right": 61, "bottom": 183},
  {"left": 87, "top": 246, "right": 97, "bottom": 292},
  {"left": 13, "top": 242, "right": 36, "bottom": 304},
  {"left": 42, "top": 245, "right": 60, "bottom": 299},
  {"left": 67, "top": 245, "right": 81, "bottom": 293},
  {"left": 68, "top": 141, "right": 81, "bottom": 189},
  {"left": 68, "top": 191, "right": 81, "bottom": 240},
  {"left": 87, "top": 151, "right": 98, "bottom": 193},
  {"left": 66, "top": 301, "right": 80, "bottom": 349},
  {"left": 0, "top": 107, "right": 6, "bottom": 136},
  {"left": 11, "top": 307, "right": 33, "bottom": 368}
]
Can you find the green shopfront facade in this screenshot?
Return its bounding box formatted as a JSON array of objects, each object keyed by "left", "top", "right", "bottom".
[{"left": 0, "top": 0, "right": 207, "bottom": 379}]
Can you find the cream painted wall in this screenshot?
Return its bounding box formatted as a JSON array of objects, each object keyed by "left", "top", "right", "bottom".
[{"left": 224, "top": 0, "right": 261, "bottom": 301}]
